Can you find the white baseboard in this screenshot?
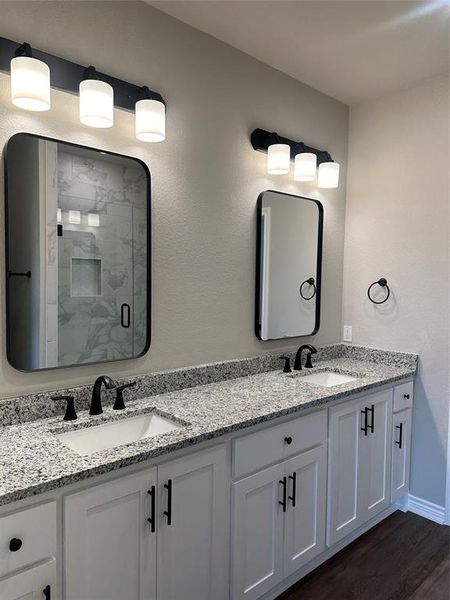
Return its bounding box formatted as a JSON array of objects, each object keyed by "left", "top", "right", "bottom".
[{"left": 405, "top": 494, "right": 447, "bottom": 525}]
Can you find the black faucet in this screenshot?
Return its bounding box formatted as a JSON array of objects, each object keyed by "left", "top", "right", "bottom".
[
  {"left": 293, "top": 344, "right": 317, "bottom": 371},
  {"left": 90, "top": 376, "right": 116, "bottom": 415}
]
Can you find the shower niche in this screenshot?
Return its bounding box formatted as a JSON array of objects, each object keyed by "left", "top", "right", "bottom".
[{"left": 5, "top": 133, "right": 150, "bottom": 371}]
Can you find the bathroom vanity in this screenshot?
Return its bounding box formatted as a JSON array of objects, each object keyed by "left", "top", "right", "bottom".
[{"left": 0, "top": 345, "right": 415, "bottom": 600}]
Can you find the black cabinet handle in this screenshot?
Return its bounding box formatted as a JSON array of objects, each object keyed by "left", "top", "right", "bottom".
[
  {"left": 279, "top": 477, "right": 287, "bottom": 512},
  {"left": 43, "top": 585, "right": 51, "bottom": 600},
  {"left": 163, "top": 479, "right": 172, "bottom": 526},
  {"left": 396, "top": 423, "right": 404, "bottom": 449},
  {"left": 9, "top": 537, "right": 22, "bottom": 552},
  {"left": 121, "top": 303, "right": 131, "bottom": 328},
  {"left": 284, "top": 436, "right": 292, "bottom": 445},
  {"left": 404, "top": 394, "right": 410, "bottom": 400},
  {"left": 368, "top": 404, "right": 375, "bottom": 434},
  {"left": 288, "top": 472, "right": 297, "bottom": 508},
  {"left": 147, "top": 486, "right": 156, "bottom": 532},
  {"left": 361, "top": 407, "right": 368, "bottom": 436}
]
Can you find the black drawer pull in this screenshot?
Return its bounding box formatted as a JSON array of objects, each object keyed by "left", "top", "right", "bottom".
[
  {"left": 164, "top": 479, "right": 172, "bottom": 526},
  {"left": 368, "top": 404, "right": 375, "bottom": 434},
  {"left": 279, "top": 476, "right": 287, "bottom": 512},
  {"left": 404, "top": 394, "right": 410, "bottom": 400},
  {"left": 396, "top": 423, "right": 404, "bottom": 449},
  {"left": 288, "top": 472, "right": 297, "bottom": 508},
  {"left": 43, "top": 585, "right": 51, "bottom": 600},
  {"left": 147, "top": 486, "right": 156, "bottom": 532},
  {"left": 9, "top": 538, "right": 22, "bottom": 552},
  {"left": 361, "top": 407, "right": 368, "bottom": 436},
  {"left": 284, "top": 436, "right": 292, "bottom": 445}
]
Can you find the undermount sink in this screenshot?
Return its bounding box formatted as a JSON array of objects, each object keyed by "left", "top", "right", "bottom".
[
  {"left": 56, "top": 412, "right": 183, "bottom": 457},
  {"left": 294, "top": 370, "right": 358, "bottom": 387}
]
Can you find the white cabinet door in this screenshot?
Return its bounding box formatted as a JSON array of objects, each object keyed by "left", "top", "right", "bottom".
[
  {"left": 327, "top": 398, "right": 362, "bottom": 546},
  {"left": 65, "top": 469, "right": 157, "bottom": 600},
  {"left": 283, "top": 445, "right": 327, "bottom": 577},
  {"left": 157, "top": 445, "right": 228, "bottom": 600},
  {"left": 0, "top": 559, "right": 56, "bottom": 600},
  {"left": 391, "top": 408, "right": 412, "bottom": 502},
  {"left": 232, "top": 463, "right": 285, "bottom": 600},
  {"left": 359, "top": 390, "right": 392, "bottom": 521}
]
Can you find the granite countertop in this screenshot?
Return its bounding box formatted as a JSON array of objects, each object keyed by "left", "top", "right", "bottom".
[{"left": 0, "top": 348, "right": 417, "bottom": 507}]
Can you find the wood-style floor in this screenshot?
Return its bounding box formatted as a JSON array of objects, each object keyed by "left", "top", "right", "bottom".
[{"left": 277, "top": 511, "right": 449, "bottom": 600}]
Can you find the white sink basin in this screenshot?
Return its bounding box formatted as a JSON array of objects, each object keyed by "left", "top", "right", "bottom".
[
  {"left": 56, "top": 412, "right": 182, "bottom": 456},
  {"left": 297, "top": 371, "right": 357, "bottom": 387}
]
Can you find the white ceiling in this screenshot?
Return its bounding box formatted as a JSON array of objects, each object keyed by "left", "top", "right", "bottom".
[{"left": 148, "top": 0, "right": 449, "bottom": 105}]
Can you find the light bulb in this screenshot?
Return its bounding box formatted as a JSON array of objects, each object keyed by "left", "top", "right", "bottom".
[
  {"left": 79, "top": 79, "right": 114, "bottom": 128},
  {"left": 267, "top": 144, "right": 290, "bottom": 175},
  {"left": 11, "top": 56, "right": 50, "bottom": 112},
  {"left": 294, "top": 152, "right": 317, "bottom": 182},
  {"left": 135, "top": 98, "right": 165, "bottom": 142},
  {"left": 318, "top": 162, "right": 340, "bottom": 188}
]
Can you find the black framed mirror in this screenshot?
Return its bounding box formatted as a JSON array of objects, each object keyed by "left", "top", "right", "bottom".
[
  {"left": 255, "top": 190, "right": 323, "bottom": 341},
  {"left": 5, "top": 133, "right": 150, "bottom": 371}
]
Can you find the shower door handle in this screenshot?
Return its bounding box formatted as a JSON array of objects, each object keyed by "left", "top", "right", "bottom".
[{"left": 121, "top": 303, "right": 131, "bottom": 328}]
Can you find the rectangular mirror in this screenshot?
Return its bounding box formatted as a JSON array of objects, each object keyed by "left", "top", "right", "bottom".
[
  {"left": 5, "top": 133, "right": 150, "bottom": 371},
  {"left": 255, "top": 190, "right": 323, "bottom": 341}
]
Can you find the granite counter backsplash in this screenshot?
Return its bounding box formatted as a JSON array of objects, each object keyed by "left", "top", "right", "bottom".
[
  {"left": 0, "top": 344, "right": 417, "bottom": 507},
  {"left": 0, "top": 344, "right": 417, "bottom": 427}
]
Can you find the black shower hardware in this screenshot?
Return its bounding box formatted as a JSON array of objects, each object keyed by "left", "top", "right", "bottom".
[
  {"left": 367, "top": 278, "right": 390, "bottom": 304},
  {"left": 293, "top": 344, "right": 317, "bottom": 371},
  {"left": 113, "top": 381, "right": 136, "bottom": 410},
  {"left": 90, "top": 376, "right": 116, "bottom": 416},
  {"left": 299, "top": 277, "right": 316, "bottom": 300},
  {"left": 8, "top": 271, "right": 31, "bottom": 278},
  {"left": 280, "top": 356, "right": 292, "bottom": 373},
  {"left": 250, "top": 128, "right": 334, "bottom": 165},
  {"left": 51, "top": 395, "right": 77, "bottom": 421}
]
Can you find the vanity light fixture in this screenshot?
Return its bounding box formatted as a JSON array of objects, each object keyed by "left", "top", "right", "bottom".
[
  {"left": 294, "top": 152, "right": 317, "bottom": 182},
  {"left": 10, "top": 43, "right": 50, "bottom": 111},
  {"left": 135, "top": 86, "right": 166, "bottom": 142},
  {"left": 267, "top": 143, "right": 291, "bottom": 175},
  {"left": 251, "top": 128, "right": 339, "bottom": 188},
  {"left": 1, "top": 36, "right": 166, "bottom": 140},
  {"left": 79, "top": 66, "right": 114, "bottom": 129},
  {"left": 317, "top": 161, "right": 340, "bottom": 189},
  {"left": 68, "top": 210, "right": 81, "bottom": 225}
]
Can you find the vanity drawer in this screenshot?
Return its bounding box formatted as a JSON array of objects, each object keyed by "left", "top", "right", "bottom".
[
  {"left": 394, "top": 381, "right": 414, "bottom": 412},
  {"left": 0, "top": 501, "right": 56, "bottom": 577},
  {"left": 233, "top": 410, "right": 327, "bottom": 478}
]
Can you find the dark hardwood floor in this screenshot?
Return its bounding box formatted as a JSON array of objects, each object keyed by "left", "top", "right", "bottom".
[{"left": 277, "top": 511, "right": 449, "bottom": 600}]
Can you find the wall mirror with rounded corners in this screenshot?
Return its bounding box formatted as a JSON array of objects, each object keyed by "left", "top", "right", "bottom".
[
  {"left": 255, "top": 190, "right": 323, "bottom": 341},
  {"left": 5, "top": 132, "right": 150, "bottom": 371}
]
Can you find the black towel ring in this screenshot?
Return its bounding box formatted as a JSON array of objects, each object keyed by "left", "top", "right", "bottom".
[
  {"left": 299, "top": 277, "right": 316, "bottom": 300},
  {"left": 368, "top": 278, "right": 390, "bottom": 304}
]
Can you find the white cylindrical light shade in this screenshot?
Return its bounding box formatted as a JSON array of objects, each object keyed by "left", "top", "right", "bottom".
[
  {"left": 135, "top": 99, "right": 166, "bottom": 142},
  {"left": 11, "top": 56, "right": 50, "bottom": 111},
  {"left": 79, "top": 79, "right": 114, "bottom": 128},
  {"left": 294, "top": 152, "right": 317, "bottom": 181},
  {"left": 267, "top": 144, "right": 290, "bottom": 175},
  {"left": 318, "top": 161, "right": 340, "bottom": 188}
]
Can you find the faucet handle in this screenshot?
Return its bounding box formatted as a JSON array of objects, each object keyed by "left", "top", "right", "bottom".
[
  {"left": 52, "top": 395, "right": 77, "bottom": 421},
  {"left": 113, "top": 381, "right": 136, "bottom": 410},
  {"left": 280, "top": 356, "right": 292, "bottom": 373}
]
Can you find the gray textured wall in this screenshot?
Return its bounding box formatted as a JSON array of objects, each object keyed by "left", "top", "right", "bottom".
[
  {"left": 343, "top": 74, "right": 449, "bottom": 508},
  {"left": 0, "top": 1, "right": 348, "bottom": 397}
]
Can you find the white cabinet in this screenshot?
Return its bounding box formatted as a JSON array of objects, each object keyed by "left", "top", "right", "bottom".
[
  {"left": 327, "top": 389, "right": 392, "bottom": 546},
  {"left": 65, "top": 468, "right": 158, "bottom": 600},
  {"left": 391, "top": 408, "right": 412, "bottom": 502},
  {"left": 231, "top": 445, "right": 327, "bottom": 600},
  {"left": 157, "top": 445, "right": 228, "bottom": 600},
  {"left": 64, "top": 445, "right": 227, "bottom": 600},
  {"left": 0, "top": 559, "right": 56, "bottom": 600}
]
